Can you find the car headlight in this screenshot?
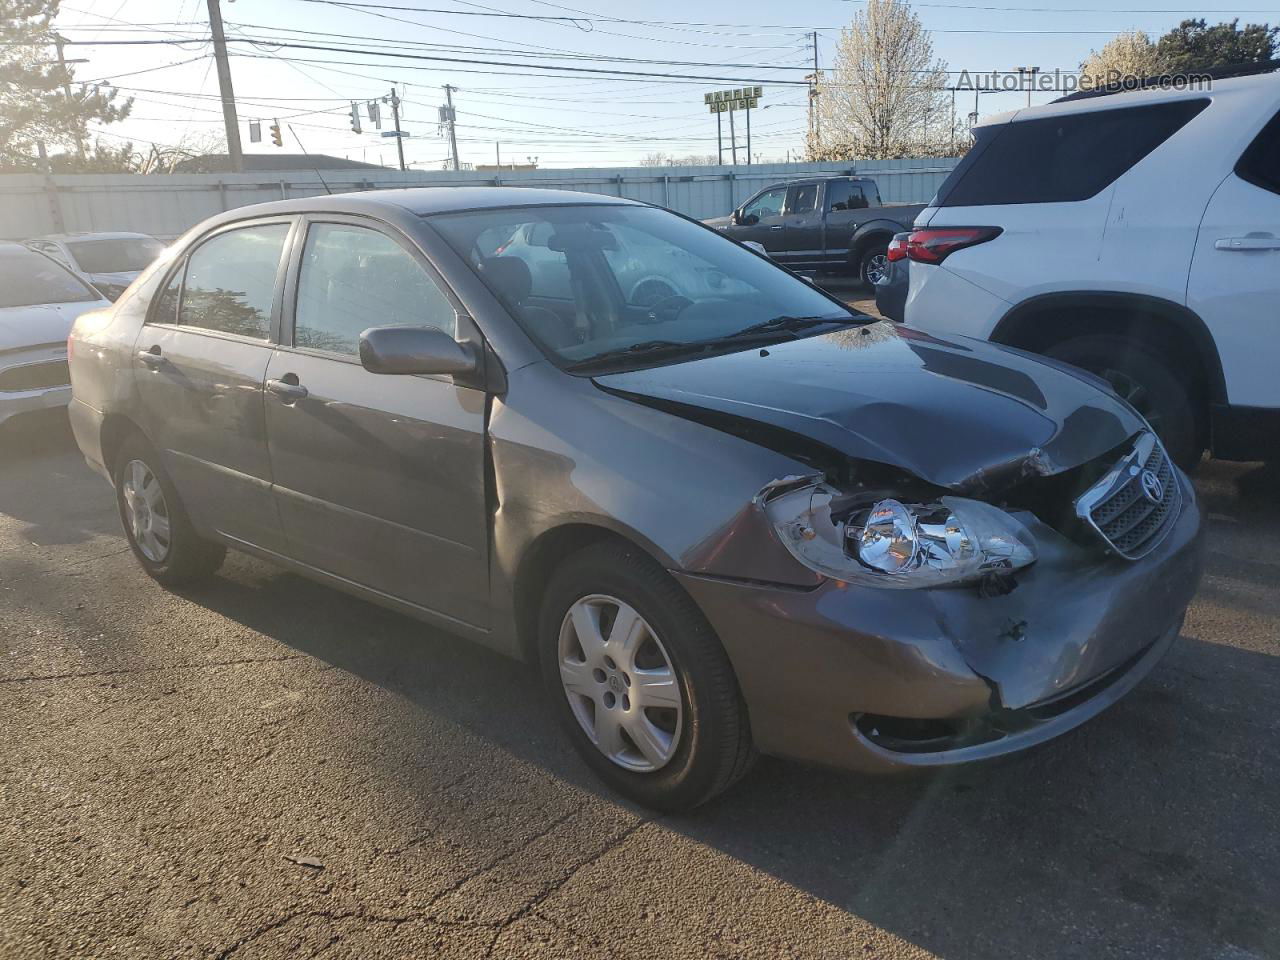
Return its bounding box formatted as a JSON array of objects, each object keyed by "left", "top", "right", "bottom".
[{"left": 761, "top": 478, "right": 1036, "bottom": 589}]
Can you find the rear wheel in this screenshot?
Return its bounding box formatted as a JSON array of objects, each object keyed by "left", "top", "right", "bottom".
[
  {"left": 113, "top": 435, "right": 225, "bottom": 585},
  {"left": 538, "top": 541, "right": 754, "bottom": 811},
  {"left": 1045, "top": 334, "right": 1203, "bottom": 471},
  {"left": 858, "top": 242, "right": 890, "bottom": 287}
]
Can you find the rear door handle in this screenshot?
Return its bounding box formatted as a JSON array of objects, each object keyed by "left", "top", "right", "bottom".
[
  {"left": 1215, "top": 236, "right": 1280, "bottom": 251},
  {"left": 137, "top": 347, "right": 165, "bottom": 369},
  {"left": 266, "top": 377, "right": 308, "bottom": 403}
]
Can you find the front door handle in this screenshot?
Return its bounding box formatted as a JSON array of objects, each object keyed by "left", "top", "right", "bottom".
[
  {"left": 137, "top": 347, "right": 165, "bottom": 369},
  {"left": 769, "top": 224, "right": 784, "bottom": 231},
  {"left": 266, "top": 377, "right": 308, "bottom": 403},
  {"left": 1215, "top": 236, "right": 1280, "bottom": 251}
]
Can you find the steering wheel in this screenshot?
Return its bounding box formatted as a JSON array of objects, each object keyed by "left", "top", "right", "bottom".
[{"left": 643, "top": 293, "right": 694, "bottom": 324}]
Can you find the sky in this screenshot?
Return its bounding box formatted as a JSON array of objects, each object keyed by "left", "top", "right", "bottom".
[{"left": 47, "top": 0, "right": 1276, "bottom": 169}]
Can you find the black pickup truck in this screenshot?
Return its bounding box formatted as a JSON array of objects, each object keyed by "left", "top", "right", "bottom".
[{"left": 704, "top": 176, "right": 925, "bottom": 285}]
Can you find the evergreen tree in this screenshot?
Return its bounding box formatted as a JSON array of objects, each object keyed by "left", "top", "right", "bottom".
[
  {"left": 0, "top": 0, "right": 132, "bottom": 171},
  {"left": 1156, "top": 18, "right": 1278, "bottom": 73}
]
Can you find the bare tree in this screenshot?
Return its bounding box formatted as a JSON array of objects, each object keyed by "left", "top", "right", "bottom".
[
  {"left": 810, "top": 0, "right": 950, "bottom": 160},
  {"left": 1081, "top": 30, "right": 1166, "bottom": 87},
  {"left": 640, "top": 151, "right": 719, "bottom": 167}
]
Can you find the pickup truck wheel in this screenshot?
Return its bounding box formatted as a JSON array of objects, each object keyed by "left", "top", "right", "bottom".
[
  {"left": 1045, "top": 335, "right": 1203, "bottom": 471},
  {"left": 858, "top": 243, "right": 890, "bottom": 287},
  {"left": 538, "top": 540, "right": 755, "bottom": 812}
]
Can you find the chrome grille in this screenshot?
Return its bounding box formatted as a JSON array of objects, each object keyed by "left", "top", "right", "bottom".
[
  {"left": 0, "top": 359, "right": 70, "bottom": 392},
  {"left": 1074, "top": 433, "right": 1181, "bottom": 560}
]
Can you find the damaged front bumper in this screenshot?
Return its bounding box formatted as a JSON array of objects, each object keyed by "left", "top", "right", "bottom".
[{"left": 674, "top": 471, "right": 1204, "bottom": 772}]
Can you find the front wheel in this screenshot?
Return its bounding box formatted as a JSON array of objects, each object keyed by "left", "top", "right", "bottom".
[
  {"left": 1045, "top": 334, "right": 1203, "bottom": 471},
  {"left": 858, "top": 242, "right": 890, "bottom": 287},
  {"left": 538, "top": 541, "right": 754, "bottom": 811}
]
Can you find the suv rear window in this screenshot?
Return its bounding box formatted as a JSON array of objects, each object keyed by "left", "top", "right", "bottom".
[
  {"left": 1236, "top": 109, "right": 1280, "bottom": 196},
  {"left": 935, "top": 98, "right": 1209, "bottom": 207}
]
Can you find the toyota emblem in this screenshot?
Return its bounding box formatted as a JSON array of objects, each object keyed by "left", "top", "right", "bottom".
[{"left": 1139, "top": 469, "right": 1164, "bottom": 504}]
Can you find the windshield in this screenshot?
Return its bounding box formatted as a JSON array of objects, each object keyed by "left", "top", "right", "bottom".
[
  {"left": 0, "top": 248, "right": 99, "bottom": 308},
  {"left": 429, "top": 204, "right": 857, "bottom": 369},
  {"left": 67, "top": 237, "right": 164, "bottom": 274}
]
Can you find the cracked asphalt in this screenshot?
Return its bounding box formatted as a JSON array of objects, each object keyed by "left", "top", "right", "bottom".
[{"left": 0, "top": 410, "right": 1277, "bottom": 960}]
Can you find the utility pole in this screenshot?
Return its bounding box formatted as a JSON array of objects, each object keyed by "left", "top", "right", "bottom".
[
  {"left": 811, "top": 31, "right": 821, "bottom": 150},
  {"left": 206, "top": 0, "right": 243, "bottom": 173},
  {"left": 52, "top": 35, "right": 85, "bottom": 162},
  {"left": 444, "top": 84, "right": 460, "bottom": 171},
  {"left": 1017, "top": 66, "right": 1040, "bottom": 108},
  {"left": 728, "top": 104, "right": 737, "bottom": 165},
  {"left": 716, "top": 110, "right": 722, "bottom": 165},
  {"left": 745, "top": 103, "right": 751, "bottom": 165},
  {"left": 388, "top": 86, "right": 406, "bottom": 171},
  {"left": 495, "top": 141, "right": 500, "bottom": 168}
]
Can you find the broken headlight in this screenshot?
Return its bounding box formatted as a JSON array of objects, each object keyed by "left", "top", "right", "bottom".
[{"left": 761, "top": 479, "right": 1036, "bottom": 589}]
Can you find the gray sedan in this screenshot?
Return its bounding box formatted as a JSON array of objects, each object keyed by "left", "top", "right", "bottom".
[{"left": 67, "top": 188, "right": 1203, "bottom": 810}]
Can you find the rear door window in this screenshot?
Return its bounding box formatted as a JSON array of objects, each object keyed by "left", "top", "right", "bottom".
[
  {"left": 177, "top": 224, "right": 289, "bottom": 339},
  {"left": 1236, "top": 109, "right": 1280, "bottom": 196},
  {"left": 827, "top": 181, "right": 868, "bottom": 211},
  {"left": 936, "top": 98, "right": 1209, "bottom": 207}
]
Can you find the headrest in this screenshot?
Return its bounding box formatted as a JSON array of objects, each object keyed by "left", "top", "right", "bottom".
[{"left": 478, "top": 256, "right": 532, "bottom": 303}]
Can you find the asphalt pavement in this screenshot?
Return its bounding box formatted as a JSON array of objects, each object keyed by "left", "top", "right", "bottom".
[{"left": 0, "top": 410, "right": 1277, "bottom": 960}]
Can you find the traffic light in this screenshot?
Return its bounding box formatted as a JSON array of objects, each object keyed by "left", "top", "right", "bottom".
[
  {"left": 269, "top": 121, "right": 282, "bottom": 148},
  {"left": 349, "top": 102, "right": 362, "bottom": 134}
]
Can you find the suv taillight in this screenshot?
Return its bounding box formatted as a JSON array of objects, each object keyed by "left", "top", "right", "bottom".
[
  {"left": 906, "top": 227, "right": 1001, "bottom": 265},
  {"left": 886, "top": 234, "right": 909, "bottom": 262}
]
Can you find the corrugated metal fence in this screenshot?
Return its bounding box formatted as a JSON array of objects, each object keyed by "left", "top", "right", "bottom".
[{"left": 0, "top": 157, "right": 958, "bottom": 241}]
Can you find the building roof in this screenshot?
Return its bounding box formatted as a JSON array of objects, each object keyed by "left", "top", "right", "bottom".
[{"left": 171, "top": 154, "right": 385, "bottom": 173}]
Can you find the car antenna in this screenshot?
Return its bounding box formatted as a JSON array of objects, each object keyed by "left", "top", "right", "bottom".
[{"left": 288, "top": 125, "right": 334, "bottom": 196}]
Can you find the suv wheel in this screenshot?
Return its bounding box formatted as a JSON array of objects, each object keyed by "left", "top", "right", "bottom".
[
  {"left": 858, "top": 242, "right": 890, "bottom": 286},
  {"left": 538, "top": 541, "right": 754, "bottom": 811},
  {"left": 113, "top": 435, "right": 226, "bottom": 585},
  {"left": 1045, "top": 334, "right": 1203, "bottom": 470}
]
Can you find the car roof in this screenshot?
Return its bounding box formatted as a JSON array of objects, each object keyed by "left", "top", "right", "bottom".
[
  {"left": 30, "top": 231, "right": 158, "bottom": 242},
  {"left": 212, "top": 186, "right": 641, "bottom": 223},
  {"left": 979, "top": 70, "right": 1279, "bottom": 127}
]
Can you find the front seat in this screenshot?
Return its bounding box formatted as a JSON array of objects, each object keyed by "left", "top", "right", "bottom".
[{"left": 477, "top": 256, "right": 578, "bottom": 349}]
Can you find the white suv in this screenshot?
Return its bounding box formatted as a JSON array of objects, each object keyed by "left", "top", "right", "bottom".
[{"left": 902, "top": 70, "right": 1280, "bottom": 469}]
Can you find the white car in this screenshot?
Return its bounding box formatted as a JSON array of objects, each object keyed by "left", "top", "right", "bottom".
[
  {"left": 0, "top": 243, "right": 111, "bottom": 428},
  {"left": 902, "top": 69, "right": 1280, "bottom": 469},
  {"left": 24, "top": 232, "right": 164, "bottom": 302}
]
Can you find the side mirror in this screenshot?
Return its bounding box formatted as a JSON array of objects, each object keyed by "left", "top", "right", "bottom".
[
  {"left": 359, "top": 325, "right": 477, "bottom": 377},
  {"left": 741, "top": 241, "right": 769, "bottom": 258}
]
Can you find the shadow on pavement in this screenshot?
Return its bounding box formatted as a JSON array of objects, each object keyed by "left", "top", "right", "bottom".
[
  {"left": 173, "top": 537, "right": 1279, "bottom": 959},
  {"left": 0, "top": 411, "right": 118, "bottom": 547}
]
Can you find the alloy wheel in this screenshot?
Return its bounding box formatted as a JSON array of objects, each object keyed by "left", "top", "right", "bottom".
[
  {"left": 120, "top": 459, "right": 171, "bottom": 563},
  {"left": 864, "top": 253, "right": 889, "bottom": 285},
  {"left": 557, "top": 594, "right": 683, "bottom": 773}
]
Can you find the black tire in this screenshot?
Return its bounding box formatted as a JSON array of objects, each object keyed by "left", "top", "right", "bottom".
[
  {"left": 858, "top": 242, "right": 890, "bottom": 287},
  {"left": 1045, "top": 334, "right": 1203, "bottom": 471},
  {"left": 538, "top": 540, "right": 754, "bottom": 811},
  {"left": 113, "top": 434, "right": 226, "bottom": 585}
]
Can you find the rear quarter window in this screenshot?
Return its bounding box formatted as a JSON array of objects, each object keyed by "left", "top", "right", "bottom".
[
  {"left": 936, "top": 98, "right": 1209, "bottom": 207},
  {"left": 1236, "top": 108, "right": 1280, "bottom": 196}
]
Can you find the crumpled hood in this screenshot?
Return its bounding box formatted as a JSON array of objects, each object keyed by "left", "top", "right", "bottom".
[
  {"left": 595, "top": 322, "right": 1145, "bottom": 490},
  {"left": 0, "top": 300, "right": 109, "bottom": 353}
]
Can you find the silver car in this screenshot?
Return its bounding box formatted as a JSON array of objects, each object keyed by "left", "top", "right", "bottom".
[
  {"left": 25, "top": 232, "right": 165, "bottom": 301},
  {"left": 0, "top": 243, "right": 111, "bottom": 429},
  {"left": 68, "top": 189, "right": 1203, "bottom": 810}
]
